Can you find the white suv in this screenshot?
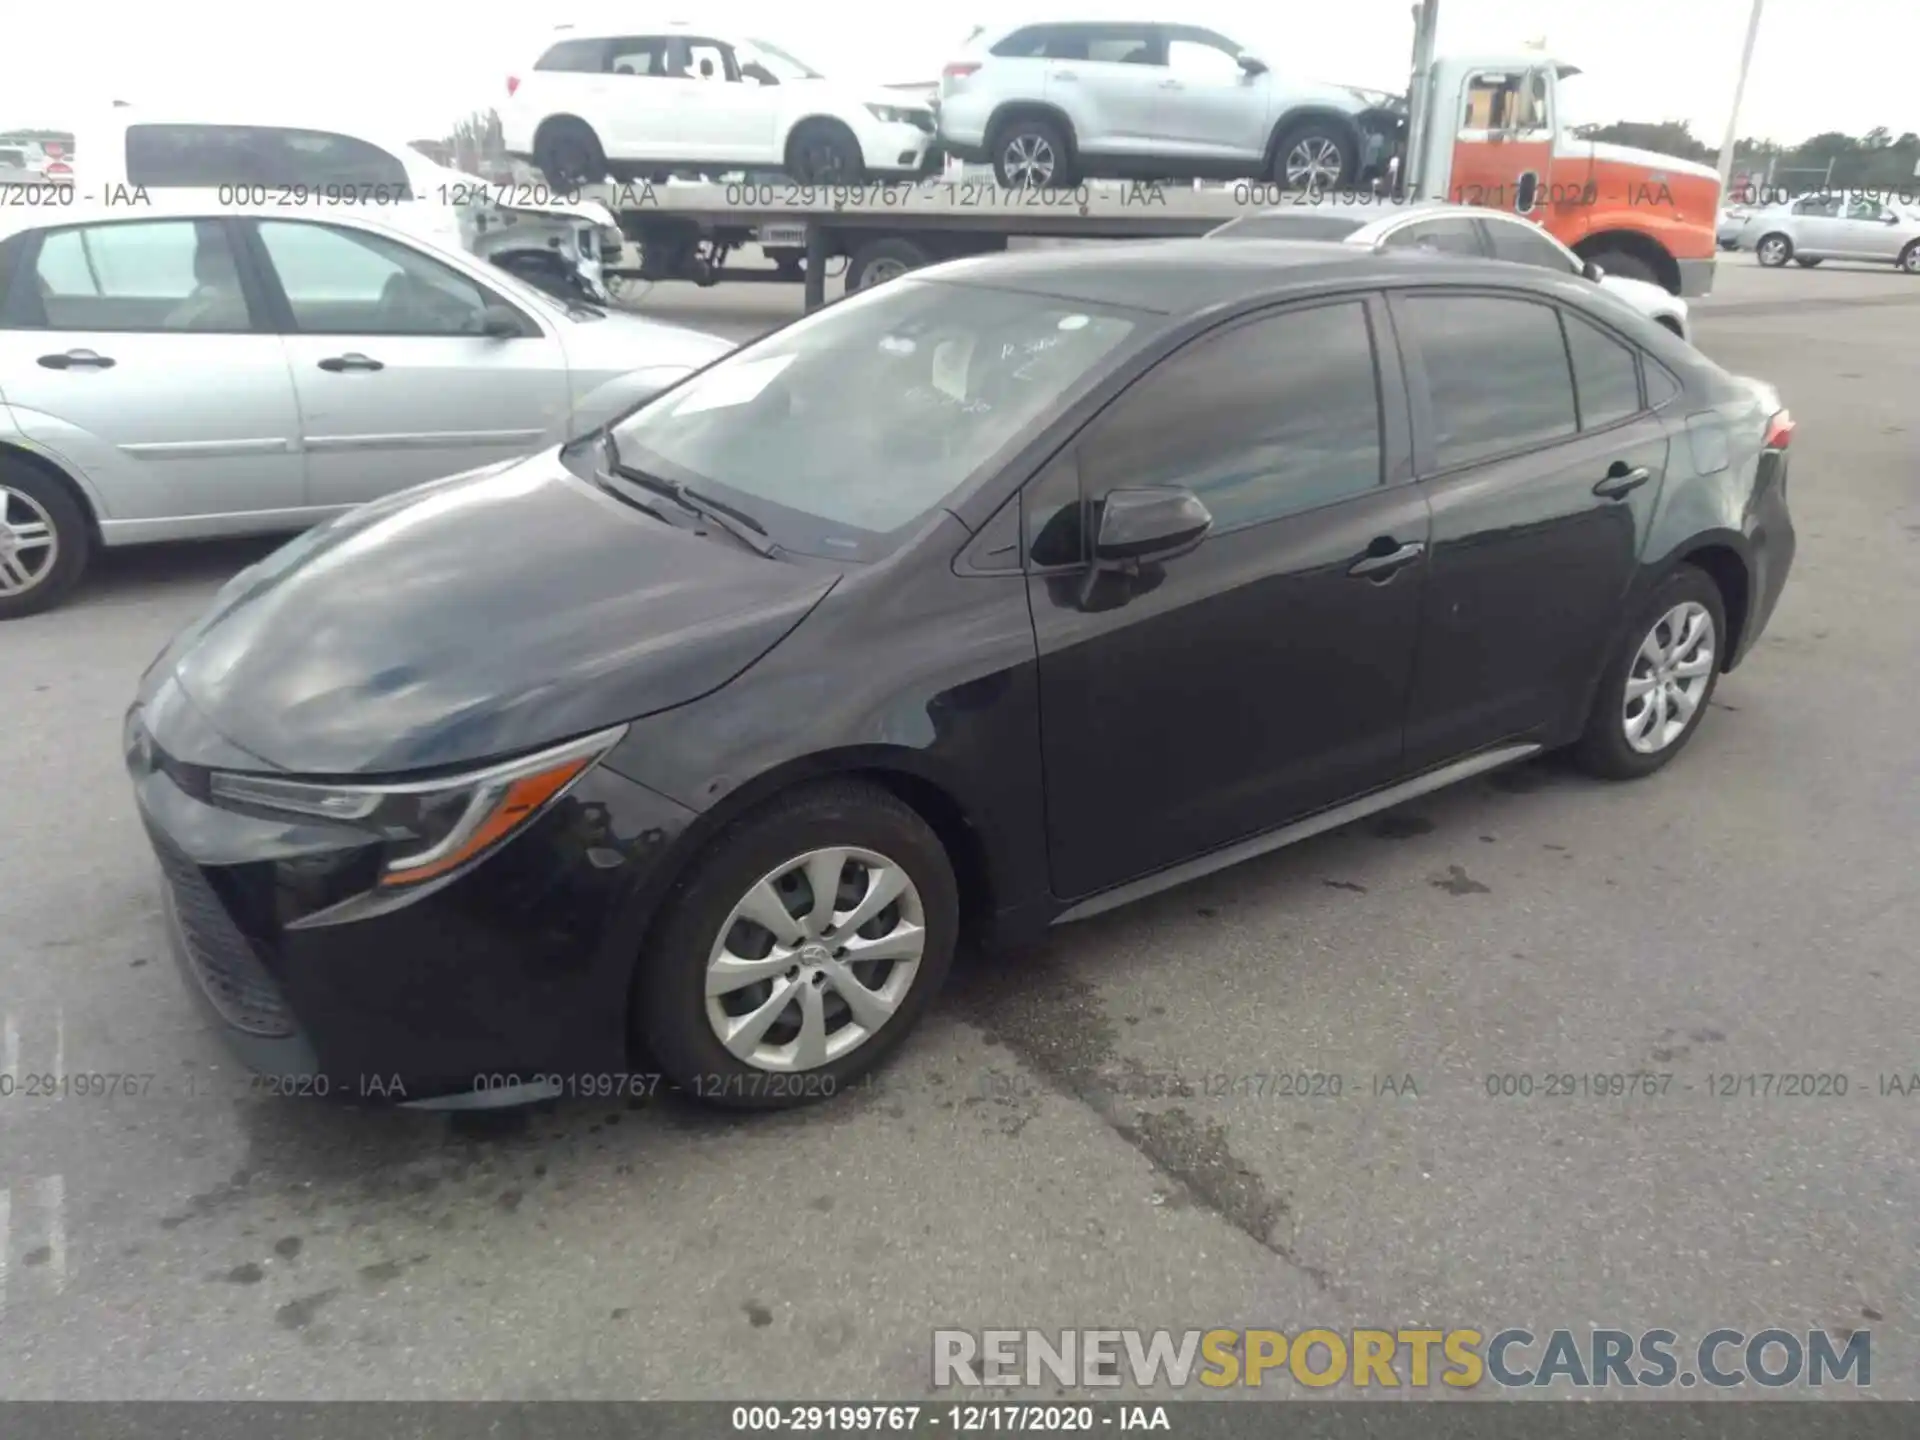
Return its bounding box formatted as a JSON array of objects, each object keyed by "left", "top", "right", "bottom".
[
  {"left": 939, "top": 20, "right": 1396, "bottom": 189},
  {"left": 503, "top": 23, "right": 940, "bottom": 186}
]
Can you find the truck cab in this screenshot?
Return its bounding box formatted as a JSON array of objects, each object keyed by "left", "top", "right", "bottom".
[{"left": 1404, "top": 53, "right": 1720, "bottom": 296}]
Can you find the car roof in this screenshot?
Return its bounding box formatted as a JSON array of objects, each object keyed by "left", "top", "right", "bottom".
[{"left": 911, "top": 237, "right": 1570, "bottom": 316}]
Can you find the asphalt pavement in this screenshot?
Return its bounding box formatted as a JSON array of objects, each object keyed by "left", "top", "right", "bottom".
[{"left": 1, "top": 252, "right": 1916, "bottom": 1400}]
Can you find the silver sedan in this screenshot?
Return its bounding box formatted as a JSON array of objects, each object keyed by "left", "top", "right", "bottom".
[
  {"left": 1739, "top": 193, "right": 1920, "bottom": 271},
  {"left": 0, "top": 201, "right": 734, "bottom": 617}
]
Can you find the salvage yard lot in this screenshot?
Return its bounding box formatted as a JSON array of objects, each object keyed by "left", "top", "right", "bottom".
[{"left": 2, "top": 255, "right": 1916, "bottom": 1399}]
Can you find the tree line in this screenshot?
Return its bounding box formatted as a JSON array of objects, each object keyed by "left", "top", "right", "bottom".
[{"left": 1573, "top": 120, "right": 1920, "bottom": 197}]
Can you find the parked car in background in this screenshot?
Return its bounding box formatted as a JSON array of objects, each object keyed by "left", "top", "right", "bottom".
[
  {"left": 504, "top": 21, "right": 939, "bottom": 185},
  {"left": 65, "top": 107, "right": 623, "bottom": 304},
  {"left": 1738, "top": 192, "right": 1920, "bottom": 272},
  {"left": 937, "top": 19, "right": 1398, "bottom": 189},
  {"left": 1209, "top": 199, "right": 1692, "bottom": 340},
  {"left": 0, "top": 201, "right": 732, "bottom": 616},
  {"left": 125, "top": 240, "right": 1793, "bottom": 1113}
]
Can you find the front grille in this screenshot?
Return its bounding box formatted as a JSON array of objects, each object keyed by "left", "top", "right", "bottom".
[
  {"left": 154, "top": 838, "right": 296, "bottom": 1038},
  {"left": 907, "top": 111, "right": 935, "bottom": 134}
]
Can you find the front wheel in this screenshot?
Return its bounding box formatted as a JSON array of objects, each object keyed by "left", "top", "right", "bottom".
[
  {"left": 1573, "top": 566, "right": 1727, "bottom": 780},
  {"left": 1898, "top": 241, "right": 1920, "bottom": 274},
  {"left": 1754, "top": 232, "right": 1793, "bottom": 267},
  {"left": 787, "top": 121, "right": 866, "bottom": 183},
  {"left": 636, "top": 781, "right": 959, "bottom": 1110}
]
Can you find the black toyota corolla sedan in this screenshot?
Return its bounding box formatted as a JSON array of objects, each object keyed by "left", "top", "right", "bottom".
[{"left": 126, "top": 239, "right": 1796, "bottom": 1111}]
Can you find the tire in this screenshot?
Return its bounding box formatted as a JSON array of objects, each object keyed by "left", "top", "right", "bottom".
[
  {"left": 1572, "top": 566, "right": 1728, "bottom": 781},
  {"left": 635, "top": 779, "right": 959, "bottom": 1111},
  {"left": 990, "top": 115, "right": 1076, "bottom": 189},
  {"left": 1582, "top": 247, "right": 1661, "bottom": 286},
  {"left": 1754, "top": 232, "right": 1793, "bottom": 267},
  {"left": 769, "top": 249, "right": 805, "bottom": 280},
  {"left": 1899, "top": 241, "right": 1920, "bottom": 274},
  {"left": 0, "top": 457, "right": 90, "bottom": 620},
  {"left": 845, "top": 237, "right": 933, "bottom": 291},
  {"left": 1270, "top": 120, "right": 1353, "bottom": 190},
  {"left": 1794, "top": 255, "right": 1823, "bottom": 267},
  {"left": 533, "top": 120, "right": 607, "bottom": 188},
  {"left": 787, "top": 120, "right": 866, "bottom": 183}
]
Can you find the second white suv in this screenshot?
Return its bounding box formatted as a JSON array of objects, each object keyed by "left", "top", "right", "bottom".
[
  {"left": 939, "top": 20, "right": 1396, "bottom": 189},
  {"left": 504, "top": 23, "right": 940, "bottom": 186}
]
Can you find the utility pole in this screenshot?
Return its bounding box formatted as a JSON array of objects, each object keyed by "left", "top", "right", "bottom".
[{"left": 1716, "top": 0, "right": 1765, "bottom": 201}]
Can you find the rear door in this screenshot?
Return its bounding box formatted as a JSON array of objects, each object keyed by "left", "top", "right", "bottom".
[
  {"left": 1042, "top": 24, "right": 1166, "bottom": 154},
  {"left": 0, "top": 216, "right": 305, "bottom": 530},
  {"left": 1028, "top": 295, "right": 1430, "bottom": 900},
  {"left": 242, "top": 217, "right": 570, "bottom": 507},
  {"left": 601, "top": 37, "right": 686, "bottom": 157},
  {"left": 667, "top": 37, "right": 778, "bottom": 163},
  {"left": 1390, "top": 287, "right": 1674, "bottom": 768}
]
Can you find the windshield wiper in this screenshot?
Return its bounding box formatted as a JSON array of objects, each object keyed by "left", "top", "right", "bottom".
[{"left": 601, "top": 433, "right": 782, "bottom": 558}]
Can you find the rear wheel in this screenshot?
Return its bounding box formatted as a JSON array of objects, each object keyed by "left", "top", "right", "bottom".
[
  {"left": 1754, "top": 232, "right": 1793, "bottom": 267},
  {"left": 991, "top": 115, "right": 1076, "bottom": 188},
  {"left": 1573, "top": 566, "right": 1727, "bottom": 780},
  {"left": 1899, "top": 241, "right": 1920, "bottom": 274},
  {"left": 635, "top": 781, "right": 958, "bottom": 1110},
  {"left": 533, "top": 120, "right": 607, "bottom": 188},
  {"left": 0, "top": 458, "right": 89, "bottom": 620},
  {"left": 845, "top": 237, "right": 933, "bottom": 291}
]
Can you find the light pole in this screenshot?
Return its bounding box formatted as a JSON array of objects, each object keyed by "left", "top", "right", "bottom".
[{"left": 1716, "top": 0, "right": 1766, "bottom": 201}]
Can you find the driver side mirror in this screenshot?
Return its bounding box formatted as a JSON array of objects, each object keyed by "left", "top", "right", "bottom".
[
  {"left": 480, "top": 304, "right": 527, "bottom": 339},
  {"left": 1582, "top": 259, "right": 1605, "bottom": 281},
  {"left": 1236, "top": 51, "right": 1269, "bottom": 76},
  {"left": 1093, "top": 486, "right": 1213, "bottom": 564}
]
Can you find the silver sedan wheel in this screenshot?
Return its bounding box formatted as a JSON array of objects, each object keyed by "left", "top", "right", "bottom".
[
  {"left": 704, "top": 847, "right": 926, "bottom": 1072},
  {"left": 1622, "top": 601, "right": 1716, "bottom": 754},
  {"left": 1757, "top": 235, "right": 1790, "bottom": 266},
  {"left": 1000, "top": 134, "right": 1056, "bottom": 187},
  {"left": 1284, "top": 137, "right": 1344, "bottom": 190},
  {"left": 1901, "top": 246, "right": 1920, "bottom": 274},
  {"left": 0, "top": 485, "right": 58, "bottom": 597}
]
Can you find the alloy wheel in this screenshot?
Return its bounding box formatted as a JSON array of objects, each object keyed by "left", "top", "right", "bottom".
[
  {"left": 1284, "top": 137, "right": 1344, "bottom": 190},
  {"left": 704, "top": 846, "right": 926, "bottom": 1071},
  {"left": 1757, "top": 236, "right": 1789, "bottom": 266},
  {"left": 0, "top": 485, "right": 57, "bottom": 597},
  {"left": 1622, "top": 601, "right": 1716, "bottom": 754},
  {"left": 858, "top": 257, "right": 911, "bottom": 289},
  {"left": 1902, "top": 246, "right": 1920, "bottom": 274},
  {"left": 1001, "top": 134, "right": 1056, "bottom": 187}
]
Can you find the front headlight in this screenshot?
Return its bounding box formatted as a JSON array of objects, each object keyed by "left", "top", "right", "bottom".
[
  {"left": 208, "top": 725, "right": 626, "bottom": 888},
  {"left": 865, "top": 103, "right": 925, "bottom": 126}
]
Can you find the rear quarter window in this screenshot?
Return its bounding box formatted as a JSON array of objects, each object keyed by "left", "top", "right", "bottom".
[{"left": 537, "top": 39, "right": 608, "bottom": 72}]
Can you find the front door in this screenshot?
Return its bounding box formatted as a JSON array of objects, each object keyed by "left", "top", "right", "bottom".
[
  {"left": 0, "top": 216, "right": 305, "bottom": 530},
  {"left": 668, "top": 38, "right": 778, "bottom": 164},
  {"left": 246, "top": 218, "right": 570, "bottom": 508},
  {"left": 1151, "top": 28, "right": 1268, "bottom": 163},
  {"left": 1389, "top": 288, "right": 1672, "bottom": 768},
  {"left": 1447, "top": 67, "right": 1556, "bottom": 217},
  {"left": 1027, "top": 295, "right": 1431, "bottom": 901}
]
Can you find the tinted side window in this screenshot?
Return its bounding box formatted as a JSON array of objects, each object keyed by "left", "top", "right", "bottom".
[
  {"left": 125, "top": 124, "right": 411, "bottom": 193},
  {"left": 1079, "top": 302, "right": 1383, "bottom": 535},
  {"left": 537, "top": 39, "right": 608, "bottom": 72},
  {"left": 608, "top": 39, "right": 671, "bottom": 76},
  {"left": 1483, "top": 218, "right": 1577, "bottom": 273},
  {"left": 1562, "top": 310, "right": 1642, "bottom": 429},
  {"left": 1383, "top": 219, "right": 1483, "bottom": 256},
  {"left": 990, "top": 27, "right": 1050, "bottom": 57},
  {"left": 1403, "top": 294, "right": 1576, "bottom": 468},
  {"left": 256, "top": 221, "right": 498, "bottom": 337},
  {"left": 26, "top": 220, "right": 253, "bottom": 333}
]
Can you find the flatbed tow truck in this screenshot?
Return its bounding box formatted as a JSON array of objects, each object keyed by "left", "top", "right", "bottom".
[{"left": 585, "top": 1, "right": 1721, "bottom": 310}]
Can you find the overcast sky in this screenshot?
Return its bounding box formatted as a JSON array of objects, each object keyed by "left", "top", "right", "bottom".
[{"left": 6, "top": 0, "right": 1915, "bottom": 149}]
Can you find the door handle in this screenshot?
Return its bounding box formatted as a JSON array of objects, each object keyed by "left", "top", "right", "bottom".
[
  {"left": 1049, "top": 69, "right": 1079, "bottom": 81},
  {"left": 1592, "top": 463, "right": 1651, "bottom": 499},
  {"left": 1159, "top": 79, "right": 1185, "bottom": 89},
  {"left": 317, "top": 353, "right": 384, "bottom": 373},
  {"left": 1348, "top": 539, "right": 1425, "bottom": 579},
  {"left": 38, "top": 349, "right": 115, "bottom": 370}
]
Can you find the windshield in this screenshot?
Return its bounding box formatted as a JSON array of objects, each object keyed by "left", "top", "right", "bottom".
[
  {"left": 743, "top": 38, "right": 823, "bottom": 81},
  {"left": 610, "top": 279, "right": 1142, "bottom": 561}
]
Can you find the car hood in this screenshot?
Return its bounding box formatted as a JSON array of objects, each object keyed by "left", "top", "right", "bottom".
[
  {"left": 1596, "top": 273, "right": 1677, "bottom": 315},
  {"left": 558, "top": 310, "right": 736, "bottom": 382},
  {"left": 1577, "top": 140, "right": 1722, "bottom": 184},
  {"left": 144, "top": 454, "right": 837, "bottom": 777}
]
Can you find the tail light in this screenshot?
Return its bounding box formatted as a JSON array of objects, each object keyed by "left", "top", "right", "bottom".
[
  {"left": 942, "top": 61, "right": 981, "bottom": 80},
  {"left": 1763, "top": 409, "right": 1794, "bottom": 449},
  {"left": 506, "top": 75, "right": 521, "bottom": 98}
]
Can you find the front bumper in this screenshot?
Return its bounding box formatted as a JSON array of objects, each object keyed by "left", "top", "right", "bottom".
[
  {"left": 130, "top": 697, "right": 699, "bottom": 1106},
  {"left": 858, "top": 120, "right": 935, "bottom": 175}
]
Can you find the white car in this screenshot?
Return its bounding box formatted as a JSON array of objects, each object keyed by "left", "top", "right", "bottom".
[
  {"left": 65, "top": 107, "right": 624, "bottom": 302},
  {"left": 0, "top": 200, "right": 733, "bottom": 617},
  {"left": 1209, "top": 200, "right": 1692, "bottom": 340},
  {"left": 1737, "top": 192, "right": 1920, "bottom": 272},
  {"left": 503, "top": 22, "right": 940, "bottom": 186}
]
